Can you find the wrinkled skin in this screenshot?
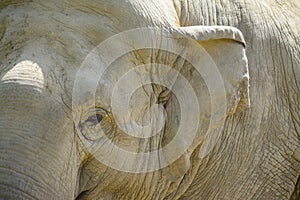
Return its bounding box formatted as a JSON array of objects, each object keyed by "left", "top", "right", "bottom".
[{"left": 0, "top": 0, "right": 299, "bottom": 199}]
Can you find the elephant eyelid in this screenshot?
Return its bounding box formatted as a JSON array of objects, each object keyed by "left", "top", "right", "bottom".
[
  {"left": 95, "top": 107, "right": 110, "bottom": 116},
  {"left": 95, "top": 106, "right": 109, "bottom": 113}
]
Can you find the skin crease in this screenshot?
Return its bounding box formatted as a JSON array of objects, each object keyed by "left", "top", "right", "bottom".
[{"left": 0, "top": 0, "right": 299, "bottom": 199}]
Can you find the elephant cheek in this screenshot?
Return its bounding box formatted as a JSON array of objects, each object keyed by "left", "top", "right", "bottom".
[{"left": 162, "top": 152, "right": 191, "bottom": 182}]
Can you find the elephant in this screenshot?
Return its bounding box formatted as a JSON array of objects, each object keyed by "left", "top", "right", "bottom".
[{"left": 0, "top": 0, "right": 299, "bottom": 199}]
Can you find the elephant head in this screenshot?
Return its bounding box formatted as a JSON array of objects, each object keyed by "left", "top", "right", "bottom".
[{"left": 0, "top": 0, "right": 299, "bottom": 199}]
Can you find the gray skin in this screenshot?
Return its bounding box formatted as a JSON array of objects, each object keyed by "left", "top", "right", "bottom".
[{"left": 0, "top": 0, "right": 299, "bottom": 199}]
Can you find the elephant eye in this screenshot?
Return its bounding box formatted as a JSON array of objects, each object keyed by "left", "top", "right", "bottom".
[
  {"left": 85, "top": 108, "right": 108, "bottom": 125},
  {"left": 96, "top": 114, "right": 103, "bottom": 122},
  {"left": 86, "top": 114, "right": 103, "bottom": 125},
  {"left": 79, "top": 108, "right": 113, "bottom": 141}
]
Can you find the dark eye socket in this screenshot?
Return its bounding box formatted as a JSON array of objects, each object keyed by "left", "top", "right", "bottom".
[
  {"left": 85, "top": 108, "right": 108, "bottom": 125},
  {"left": 86, "top": 114, "right": 102, "bottom": 124},
  {"left": 96, "top": 114, "right": 103, "bottom": 122}
]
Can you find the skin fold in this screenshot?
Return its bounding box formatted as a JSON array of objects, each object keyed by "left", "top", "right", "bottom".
[{"left": 0, "top": 0, "right": 299, "bottom": 199}]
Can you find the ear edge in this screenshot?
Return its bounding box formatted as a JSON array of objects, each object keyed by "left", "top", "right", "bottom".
[{"left": 172, "top": 25, "right": 246, "bottom": 47}]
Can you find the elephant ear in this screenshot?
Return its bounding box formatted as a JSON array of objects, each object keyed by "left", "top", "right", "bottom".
[
  {"left": 173, "top": 26, "right": 246, "bottom": 46},
  {"left": 161, "top": 25, "right": 250, "bottom": 182}
]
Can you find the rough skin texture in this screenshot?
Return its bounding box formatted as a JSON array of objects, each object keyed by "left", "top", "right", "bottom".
[{"left": 0, "top": 0, "right": 299, "bottom": 199}]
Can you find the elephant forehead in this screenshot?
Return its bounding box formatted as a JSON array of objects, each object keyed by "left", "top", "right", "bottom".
[
  {"left": 53, "top": 0, "right": 179, "bottom": 35},
  {"left": 71, "top": 0, "right": 179, "bottom": 26},
  {"left": 74, "top": 64, "right": 171, "bottom": 110}
]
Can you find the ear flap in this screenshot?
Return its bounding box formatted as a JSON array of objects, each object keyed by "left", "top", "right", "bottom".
[
  {"left": 172, "top": 25, "right": 249, "bottom": 111},
  {"left": 172, "top": 25, "right": 246, "bottom": 47},
  {"left": 161, "top": 25, "right": 250, "bottom": 181}
]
